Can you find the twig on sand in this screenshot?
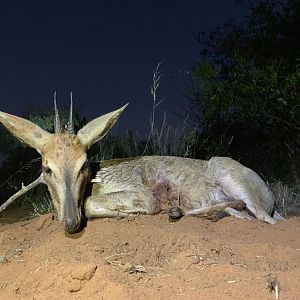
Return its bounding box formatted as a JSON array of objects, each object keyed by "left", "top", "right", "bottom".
[
  {"left": 105, "top": 252, "right": 147, "bottom": 274},
  {"left": 182, "top": 254, "right": 206, "bottom": 272}
]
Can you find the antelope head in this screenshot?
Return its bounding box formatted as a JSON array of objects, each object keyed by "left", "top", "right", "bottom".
[{"left": 0, "top": 99, "right": 128, "bottom": 233}]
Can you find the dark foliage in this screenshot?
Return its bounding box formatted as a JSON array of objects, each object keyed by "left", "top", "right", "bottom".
[{"left": 189, "top": 0, "right": 300, "bottom": 182}]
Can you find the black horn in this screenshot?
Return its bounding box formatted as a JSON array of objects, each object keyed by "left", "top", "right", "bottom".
[{"left": 54, "top": 91, "right": 61, "bottom": 133}]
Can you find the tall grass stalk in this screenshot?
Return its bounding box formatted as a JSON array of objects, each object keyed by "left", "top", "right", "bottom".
[
  {"left": 141, "top": 62, "right": 198, "bottom": 157},
  {"left": 143, "top": 62, "right": 165, "bottom": 155}
]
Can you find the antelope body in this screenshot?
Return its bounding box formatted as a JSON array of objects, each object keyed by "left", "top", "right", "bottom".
[{"left": 0, "top": 102, "right": 278, "bottom": 233}]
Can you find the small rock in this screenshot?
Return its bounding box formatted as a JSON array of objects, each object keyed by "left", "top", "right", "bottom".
[
  {"left": 68, "top": 281, "right": 82, "bottom": 293},
  {"left": 71, "top": 264, "right": 97, "bottom": 281}
]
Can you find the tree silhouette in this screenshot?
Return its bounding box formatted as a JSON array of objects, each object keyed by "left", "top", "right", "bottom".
[{"left": 188, "top": 0, "right": 300, "bottom": 182}]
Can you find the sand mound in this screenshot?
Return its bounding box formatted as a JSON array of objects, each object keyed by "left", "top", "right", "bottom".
[{"left": 0, "top": 214, "right": 299, "bottom": 299}]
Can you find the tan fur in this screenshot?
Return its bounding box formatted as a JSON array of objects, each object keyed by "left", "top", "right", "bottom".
[
  {"left": 41, "top": 133, "right": 89, "bottom": 222},
  {"left": 86, "top": 156, "right": 276, "bottom": 224}
]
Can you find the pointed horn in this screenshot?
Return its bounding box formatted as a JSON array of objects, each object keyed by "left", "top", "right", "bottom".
[
  {"left": 54, "top": 91, "right": 61, "bottom": 133},
  {"left": 68, "top": 92, "right": 74, "bottom": 134}
]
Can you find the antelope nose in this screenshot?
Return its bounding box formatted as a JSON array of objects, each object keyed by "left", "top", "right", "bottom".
[{"left": 64, "top": 218, "right": 79, "bottom": 233}]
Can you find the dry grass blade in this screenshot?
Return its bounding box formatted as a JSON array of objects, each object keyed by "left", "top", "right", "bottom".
[{"left": 269, "top": 181, "right": 300, "bottom": 217}]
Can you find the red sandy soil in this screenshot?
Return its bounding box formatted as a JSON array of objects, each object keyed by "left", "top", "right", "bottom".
[{"left": 0, "top": 214, "right": 299, "bottom": 300}]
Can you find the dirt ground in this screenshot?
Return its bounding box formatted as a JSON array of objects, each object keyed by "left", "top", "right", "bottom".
[{"left": 0, "top": 214, "right": 299, "bottom": 300}]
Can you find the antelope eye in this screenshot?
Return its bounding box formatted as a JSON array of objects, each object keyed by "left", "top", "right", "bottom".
[
  {"left": 80, "top": 161, "right": 90, "bottom": 172},
  {"left": 43, "top": 166, "right": 52, "bottom": 175}
]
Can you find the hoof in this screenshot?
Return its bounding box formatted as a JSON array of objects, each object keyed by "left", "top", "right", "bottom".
[{"left": 168, "top": 207, "right": 184, "bottom": 222}]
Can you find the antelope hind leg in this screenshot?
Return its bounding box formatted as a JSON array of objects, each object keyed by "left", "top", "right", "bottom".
[
  {"left": 209, "top": 157, "right": 277, "bottom": 224},
  {"left": 183, "top": 200, "right": 248, "bottom": 222},
  {"left": 223, "top": 207, "right": 254, "bottom": 220}
]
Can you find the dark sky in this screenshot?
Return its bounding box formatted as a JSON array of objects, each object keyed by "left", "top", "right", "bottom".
[{"left": 0, "top": 0, "right": 253, "bottom": 134}]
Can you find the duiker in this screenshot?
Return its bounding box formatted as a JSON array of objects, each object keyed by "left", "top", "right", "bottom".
[{"left": 0, "top": 101, "right": 279, "bottom": 233}]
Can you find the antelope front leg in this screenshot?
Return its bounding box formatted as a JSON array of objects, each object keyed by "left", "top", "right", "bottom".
[{"left": 84, "top": 191, "right": 155, "bottom": 219}]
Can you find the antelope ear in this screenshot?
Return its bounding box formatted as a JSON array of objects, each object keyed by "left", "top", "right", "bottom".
[
  {"left": 77, "top": 103, "right": 128, "bottom": 150},
  {"left": 0, "top": 111, "right": 50, "bottom": 154}
]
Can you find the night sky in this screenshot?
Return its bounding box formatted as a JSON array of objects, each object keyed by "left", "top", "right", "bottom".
[{"left": 0, "top": 1, "right": 254, "bottom": 134}]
